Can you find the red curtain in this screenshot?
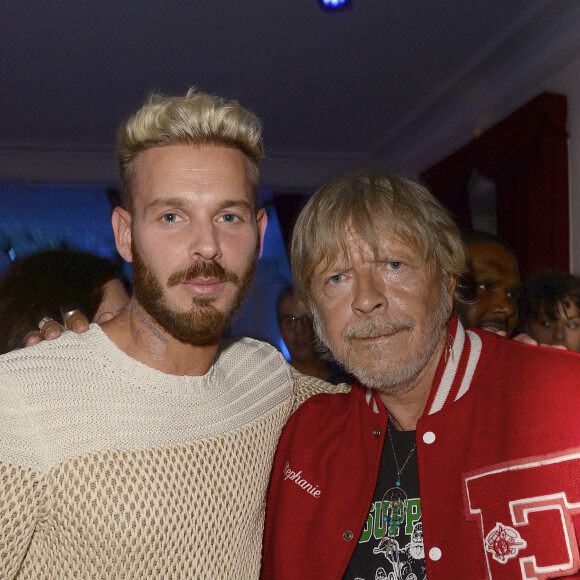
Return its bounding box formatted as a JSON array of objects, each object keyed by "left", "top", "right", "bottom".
[{"left": 421, "top": 92, "right": 569, "bottom": 280}]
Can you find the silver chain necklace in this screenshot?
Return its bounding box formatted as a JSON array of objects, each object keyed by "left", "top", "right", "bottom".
[
  {"left": 380, "top": 417, "right": 417, "bottom": 555},
  {"left": 387, "top": 418, "right": 416, "bottom": 487}
]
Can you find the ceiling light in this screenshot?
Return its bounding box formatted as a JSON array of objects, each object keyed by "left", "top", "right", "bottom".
[{"left": 318, "top": 0, "right": 351, "bottom": 12}]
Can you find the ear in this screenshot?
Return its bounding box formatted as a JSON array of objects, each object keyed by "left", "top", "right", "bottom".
[
  {"left": 111, "top": 207, "right": 133, "bottom": 263},
  {"left": 255, "top": 208, "right": 268, "bottom": 259}
]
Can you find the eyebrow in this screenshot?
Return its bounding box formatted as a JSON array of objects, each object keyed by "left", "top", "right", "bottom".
[
  {"left": 146, "top": 196, "right": 189, "bottom": 210},
  {"left": 216, "top": 199, "right": 253, "bottom": 212},
  {"left": 146, "top": 197, "right": 254, "bottom": 212}
]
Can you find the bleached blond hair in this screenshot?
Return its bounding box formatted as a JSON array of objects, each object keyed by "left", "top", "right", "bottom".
[{"left": 117, "top": 88, "right": 263, "bottom": 211}]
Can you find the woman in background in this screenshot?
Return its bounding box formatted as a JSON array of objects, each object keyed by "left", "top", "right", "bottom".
[
  {"left": 0, "top": 249, "right": 130, "bottom": 353},
  {"left": 520, "top": 268, "right": 580, "bottom": 352}
]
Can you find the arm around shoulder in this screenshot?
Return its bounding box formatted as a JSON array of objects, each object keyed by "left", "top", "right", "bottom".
[{"left": 291, "top": 368, "right": 350, "bottom": 412}]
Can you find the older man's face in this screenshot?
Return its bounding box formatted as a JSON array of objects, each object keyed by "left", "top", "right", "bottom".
[{"left": 309, "top": 225, "right": 454, "bottom": 393}]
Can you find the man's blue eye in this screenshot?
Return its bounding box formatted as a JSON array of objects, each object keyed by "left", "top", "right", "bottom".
[{"left": 162, "top": 213, "right": 178, "bottom": 223}]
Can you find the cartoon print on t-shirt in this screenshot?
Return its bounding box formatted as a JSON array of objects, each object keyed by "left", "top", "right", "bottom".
[{"left": 373, "top": 520, "right": 426, "bottom": 580}]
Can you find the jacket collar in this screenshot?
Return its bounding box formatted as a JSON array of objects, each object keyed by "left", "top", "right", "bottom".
[
  {"left": 425, "top": 315, "right": 483, "bottom": 416},
  {"left": 361, "top": 315, "right": 484, "bottom": 416}
]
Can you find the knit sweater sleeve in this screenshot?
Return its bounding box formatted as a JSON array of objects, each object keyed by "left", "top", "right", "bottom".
[
  {"left": 0, "top": 384, "right": 47, "bottom": 579},
  {"left": 291, "top": 368, "right": 350, "bottom": 412}
]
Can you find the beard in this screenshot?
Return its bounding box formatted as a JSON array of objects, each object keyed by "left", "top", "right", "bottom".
[
  {"left": 312, "top": 277, "right": 451, "bottom": 393},
  {"left": 131, "top": 241, "right": 256, "bottom": 345}
]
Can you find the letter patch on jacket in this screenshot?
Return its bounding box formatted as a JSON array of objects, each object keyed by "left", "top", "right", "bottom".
[{"left": 464, "top": 451, "right": 580, "bottom": 579}]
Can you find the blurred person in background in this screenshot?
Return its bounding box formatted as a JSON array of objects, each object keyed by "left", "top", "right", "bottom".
[
  {"left": 277, "top": 285, "right": 352, "bottom": 385},
  {"left": 0, "top": 249, "right": 130, "bottom": 353},
  {"left": 521, "top": 268, "right": 580, "bottom": 352},
  {"left": 460, "top": 230, "right": 521, "bottom": 336}
]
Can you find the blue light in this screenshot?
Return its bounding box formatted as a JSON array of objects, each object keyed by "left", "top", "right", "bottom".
[
  {"left": 319, "top": 0, "right": 351, "bottom": 12},
  {"left": 278, "top": 337, "right": 291, "bottom": 362}
]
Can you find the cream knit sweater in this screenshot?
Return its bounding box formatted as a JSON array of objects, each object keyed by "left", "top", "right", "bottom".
[{"left": 0, "top": 325, "right": 347, "bottom": 579}]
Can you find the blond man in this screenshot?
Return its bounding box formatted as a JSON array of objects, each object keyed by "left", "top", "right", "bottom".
[{"left": 0, "top": 89, "right": 338, "bottom": 579}]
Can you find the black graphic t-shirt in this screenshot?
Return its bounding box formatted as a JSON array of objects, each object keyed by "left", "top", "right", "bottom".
[{"left": 343, "top": 427, "right": 426, "bottom": 580}]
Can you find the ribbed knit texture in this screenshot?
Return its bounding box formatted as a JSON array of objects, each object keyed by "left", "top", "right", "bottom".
[{"left": 0, "top": 325, "right": 345, "bottom": 579}]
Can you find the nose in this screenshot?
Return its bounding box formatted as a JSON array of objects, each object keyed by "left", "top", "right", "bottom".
[
  {"left": 351, "top": 270, "right": 387, "bottom": 315},
  {"left": 189, "top": 222, "right": 221, "bottom": 261},
  {"left": 490, "top": 291, "right": 516, "bottom": 320},
  {"left": 553, "top": 321, "right": 566, "bottom": 344}
]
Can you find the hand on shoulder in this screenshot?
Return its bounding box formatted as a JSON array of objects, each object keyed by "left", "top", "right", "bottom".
[
  {"left": 23, "top": 310, "right": 91, "bottom": 347},
  {"left": 506, "top": 331, "right": 566, "bottom": 349}
]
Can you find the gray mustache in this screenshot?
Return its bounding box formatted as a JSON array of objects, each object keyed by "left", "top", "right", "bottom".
[{"left": 343, "top": 316, "right": 413, "bottom": 340}]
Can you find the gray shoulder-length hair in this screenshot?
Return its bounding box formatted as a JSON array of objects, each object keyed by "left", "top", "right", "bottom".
[{"left": 291, "top": 169, "right": 469, "bottom": 312}]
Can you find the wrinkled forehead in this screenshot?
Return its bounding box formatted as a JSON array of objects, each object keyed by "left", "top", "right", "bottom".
[{"left": 313, "top": 220, "right": 423, "bottom": 276}]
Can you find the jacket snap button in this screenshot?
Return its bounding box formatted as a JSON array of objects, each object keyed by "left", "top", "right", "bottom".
[
  {"left": 343, "top": 530, "right": 354, "bottom": 541},
  {"left": 423, "top": 431, "right": 436, "bottom": 444},
  {"left": 429, "top": 547, "right": 442, "bottom": 561},
  {"left": 373, "top": 428, "right": 381, "bottom": 437}
]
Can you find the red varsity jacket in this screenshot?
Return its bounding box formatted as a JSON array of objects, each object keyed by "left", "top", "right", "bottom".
[{"left": 262, "top": 317, "right": 580, "bottom": 579}]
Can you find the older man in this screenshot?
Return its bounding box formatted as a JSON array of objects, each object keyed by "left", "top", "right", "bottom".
[
  {"left": 0, "top": 89, "right": 338, "bottom": 579},
  {"left": 262, "top": 170, "right": 580, "bottom": 580}
]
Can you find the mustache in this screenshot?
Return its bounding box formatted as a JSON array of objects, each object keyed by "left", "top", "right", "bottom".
[
  {"left": 167, "top": 260, "right": 240, "bottom": 287},
  {"left": 343, "top": 315, "right": 413, "bottom": 341},
  {"left": 478, "top": 317, "right": 509, "bottom": 332}
]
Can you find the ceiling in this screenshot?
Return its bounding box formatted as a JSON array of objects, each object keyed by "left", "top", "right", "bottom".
[{"left": 2, "top": 0, "right": 580, "bottom": 191}]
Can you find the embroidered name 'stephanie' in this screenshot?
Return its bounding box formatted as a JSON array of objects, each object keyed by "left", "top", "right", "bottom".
[{"left": 283, "top": 461, "right": 322, "bottom": 498}]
